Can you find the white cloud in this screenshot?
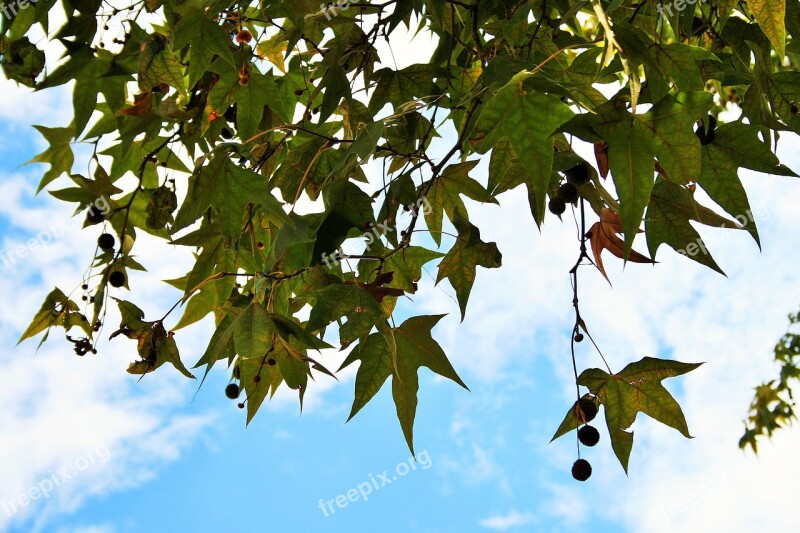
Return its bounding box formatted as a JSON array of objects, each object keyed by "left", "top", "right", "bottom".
[
  {"left": 479, "top": 509, "right": 537, "bottom": 530},
  {"left": 0, "top": 165, "right": 217, "bottom": 532}
]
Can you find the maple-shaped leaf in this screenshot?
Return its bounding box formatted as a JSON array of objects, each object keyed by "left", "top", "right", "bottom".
[
  {"left": 26, "top": 125, "right": 75, "bottom": 192},
  {"left": 470, "top": 71, "right": 574, "bottom": 225},
  {"left": 110, "top": 301, "right": 195, "bottom": 379},
  {"left": 436, "top": 216, "right": 502, "bottom": 320},
  {"left": 339, "top": 315, "right": 468, "bottom": 454},
  {"left": 588, "top": 208, "right": 653, "bottom": 282},
  {"left": 18, "top": 287, "right": 92, "bottom": 347},
  {"left": 305, "top": 283, "right": 387, "bottom": 348},
  {"left": 173, "top": 152, "right": 290, "bottom": 236},
  {"left": 383, "top": 247, "right": 444, "bottom": 293},
  {"left": 171, "top": 8, "right": 236, "bottom": 88},
  {"left": 578, "top": 357, "right": 702, "bottom": 473},
  {"left": 645, "top": 180, "right": 739, "bottom": 274},
  {"left": 698, "top": 122, "right": 797, "bottom": 247},
  {"left": 423, "top": 160, "right": 495, "bottom": 247}
]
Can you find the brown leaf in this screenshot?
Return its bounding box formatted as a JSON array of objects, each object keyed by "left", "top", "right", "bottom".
[
  {"left": 588, "top": 208, "right": 653, "bottom": 282},
  {"left": 119, "top": 91, "right": 153, "bottom": 116},
  {"left": 655, "top": 161, "right": 668, "bottom": 180},
  {"left": 594, "top": 141, "right": 609, "bottom": 179}
]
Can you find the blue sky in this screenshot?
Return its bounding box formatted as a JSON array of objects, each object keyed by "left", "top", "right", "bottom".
[{"left": 3, "top": 18, "right": 800, "bottom": 533}]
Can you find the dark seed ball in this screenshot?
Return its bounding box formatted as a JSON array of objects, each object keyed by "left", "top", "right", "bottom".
[
  {"left": 109, "top": 271, "right": 126, "bottom": 288},
  {"left": 549, "top": 197, "right": 567, "bottom": 215},
  {"left": 572, "top": 459, "right": 592, "bottom": 481},
  {"left": 86, "top": 208, "right": 106, "bottom": 225},
  {"left": 98, "top": 233, "right": 115, "bottom": 250},
  {"left": 565, "top": 163, "right": 590, "bottom": 185},
  {"left": 577, "top": 398, "right": 598, "bottom": 423},
  {"left": 225, "top": 383, "right": 240, "bottom": 399},
  {"left": 558, "top": 183, "right": 579, "bottom": 203},
  {"left": 578, "top": 425, "right": 600, "bottom": 447},
  {"left": 694, "top": 115, "right": 717, "bottom": 145}
]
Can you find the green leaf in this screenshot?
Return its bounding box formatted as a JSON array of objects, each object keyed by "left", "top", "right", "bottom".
[
  {"left": 173, "top": 152, "right": 289, "bottom": 236},
  {"left": 1, "top": 37, "right": 44, "bottom": 87},
  {"left": 368, "top": 64, "right": 443, "bottom": 113},
  {"left": 339, "top": 332, "right": 394, "bottom": 420},
  {"left": 233, "top": 302, "right": 273, "bottom": 360},
  {"left": 423, "top": 160, "right": 493, "bottom": 246},
  {"left": 436, "top": 217, "right": 502, "bottom": 320},
  {"left": 578, "top": 357, "right": 702, "bottom": 472},
  {"left": 305, "top": 283, "right": 386, "bottom": 348},
  {"left": 239, "top": 352, "right": 282, "bottom": 423},
  {"left": 384, "top": 246, "right": 444, "bottom": 292},
  {"left": 597, "top": 113, "right": 655, "bottom": 256},
  {"left": 312, "top": 181, "right": 375, "bottom": 264},
  {"left": 235, "top": 68, "right": 288, "bottom": 140},
  {"left": 172, "top": 8, "right": 236, "bottom": 87},
  {"left": 470, "top": 72, "right": 574, "bottom": 224},
  {"left": 341, "top": 315, "right": 467, "bottom": 454},
  {"left": 26, "top": 125, "right": 75, "bottom": 192},
  {"left": 645, "top": 180, "right": 737, "bottom": 274},
  {"left": 644, "top": 92, "right": 713, "bottom": 186},
  {"left": 138, "top": 33, "right": 186, "bottom": 96},
  {"left": 392, "top": 315, "right": 468, "bottom": 454},
  {"left": 18, "top": 288, "right": 89, "bottom": 344},
  {"left": 156, "top": 334, "right": 195, "bottom": 379}
]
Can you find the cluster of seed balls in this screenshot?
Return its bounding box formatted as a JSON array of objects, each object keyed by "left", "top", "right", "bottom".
[
  {"left": 548, "top": 163, "right": 590, "bottom": 215},
  {"left": 97, "top": 233, "right": 127, "bottom": 288},
  {"left": 86, "top": 207, "right": 126, "bottom": 288},
  {"left": 572, "top": 397, "right": 600, "bottom": 481}
]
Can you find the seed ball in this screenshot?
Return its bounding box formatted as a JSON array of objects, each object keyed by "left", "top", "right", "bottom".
[
  {"left": 571, "top": 459, "right": 592, "bottom": 481},
  {"left": 86, "top": 208, "right": 105, "bottom": 225},
  {"left": 549, "top": 197, "right": 567, "bottom": 215},
  {"left": 98, "top": 233, "right": 115, "bottom": 250},
  {"left": 576, "top": 398, "right": 598, "bottom": 423},
  {"left": 558, "top": 183, "right": 579, "bottom": 203},
  {"left": 108, "top": 271, "right": 126, "bottom": 288},
  {"left": 578, "top": 425, "right": 600, "bottom": 447},
  {"left": 236, "top": 30, "right": 253, "bottom": 44},
  {"left": 267, "top": 358, "right": 276, "bottom": 366},
  {"left": 694, "top": 115, "right": 717, "bottom": 145},
  {"left": 565, "top": 163, "right": 590, "bottom": 185},
  {"left": 574, "top": 333, "right": 584, "bottom": 343},
  {"left": 225, "top": 383, "right": 240, "bottom": 399}
]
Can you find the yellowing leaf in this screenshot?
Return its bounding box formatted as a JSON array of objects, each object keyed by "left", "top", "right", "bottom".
[{"left": 747, "top": 0, "right": 786, "bottom": 57}]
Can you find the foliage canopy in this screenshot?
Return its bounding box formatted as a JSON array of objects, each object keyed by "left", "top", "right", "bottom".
[{"left": 5, "top": 0, "right": 799, "bottom": 471}]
